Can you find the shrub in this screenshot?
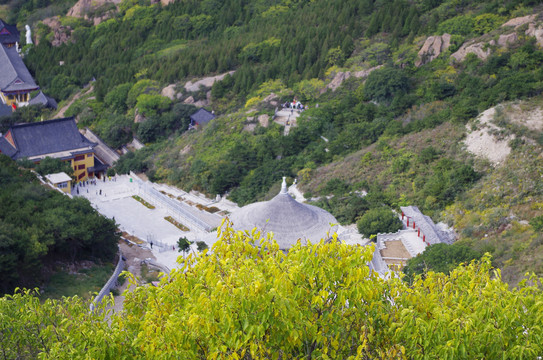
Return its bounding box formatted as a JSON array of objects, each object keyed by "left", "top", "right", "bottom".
[
  {"left": 403, "top": 243, "right": 482, "bottom": 282},
  {"left": 357, "top": 207, "right": 402, "bottom": 238},
  {"left": 530, "top": 216, "right": 543, "bottom": 232}
]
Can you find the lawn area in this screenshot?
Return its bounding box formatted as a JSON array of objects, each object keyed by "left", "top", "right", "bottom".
[{"left": 40, "top": 263, "right": 115, "bottom": 300}]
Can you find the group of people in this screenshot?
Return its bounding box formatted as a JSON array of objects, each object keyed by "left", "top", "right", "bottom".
[
  {"left": 282, "top": 99, "right": 307, "bottom": 111},
  {"left": 74, "top": 175, "right": 118, "bottom": 195}
]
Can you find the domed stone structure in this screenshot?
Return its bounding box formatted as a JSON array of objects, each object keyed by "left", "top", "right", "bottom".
[{"left": 230, "top": 178, "right": 339, "bottom": 250}]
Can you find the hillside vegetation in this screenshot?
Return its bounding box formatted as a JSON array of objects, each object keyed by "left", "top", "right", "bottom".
[{"left": 1, "top": 0, "right": 543, "bottom": 283}]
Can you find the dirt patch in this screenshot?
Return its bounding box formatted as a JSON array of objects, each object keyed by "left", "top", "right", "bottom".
[
  {"left": 55, "top": 84, "right": 94, "bottom": 119},
  {"left": 505, "top": 103, "right": 543, "bottom": 131},
  {"left": 464, "top": 107, "right": 513, "bottom": 165},
  {"left": 380, "top": 240, "right": 411, "bottom": 259}
]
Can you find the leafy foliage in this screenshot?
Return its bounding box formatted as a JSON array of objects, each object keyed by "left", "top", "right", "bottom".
[
  {"left": 33, "top": 157, "right": 74, "bottom": 177},
  {"left": 1, "top": 225, "right": 542, "bottom": 358},
  {"left": 403, "top": 242, "right": 482, "bottom": 282},
  {"left": 357, "top": 207, "right": 403, "bottom": 238}
]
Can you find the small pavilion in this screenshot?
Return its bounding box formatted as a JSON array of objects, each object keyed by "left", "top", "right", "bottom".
[{"left": 230, "top": 177, "right": 338, "bottom": 250}]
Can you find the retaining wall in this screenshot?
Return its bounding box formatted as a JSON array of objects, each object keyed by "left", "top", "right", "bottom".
[{"left": 90, "top": 247, "right": 124, "bottom": 312}]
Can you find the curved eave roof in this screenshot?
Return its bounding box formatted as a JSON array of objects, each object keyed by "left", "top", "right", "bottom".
[
  {"left": 230, "top": 191, "right": 338, "bottom": 250},
  {"left": 0, "top": 44, "right": 37, "bottom": 92}
]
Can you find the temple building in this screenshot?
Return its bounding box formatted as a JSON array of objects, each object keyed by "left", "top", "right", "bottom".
[
  {"left": 0, "top": 19, "right": 19, "bottom": 48},
  {"left": 230, "top": 177, "right": 339, "bottom": 250},
  {"left": 189, "top": 108, "right": 215, "bottom": 129},
  {"left": 0, "top": 117, "right": 104, "bottom": 181},
  {"left": 0, "top": 43, "right": 39, "bottom": 107},
  {"left": 28, "top": 91, "right": 58, "bottom": 109}
]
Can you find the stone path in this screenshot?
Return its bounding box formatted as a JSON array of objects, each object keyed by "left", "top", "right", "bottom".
[
  {"left": 72, "top": 175, "right": 222, "bottom": 271},
  {"left": 274, "top": 109, "right": 301, "bottom": 135},
  {"left": 55, "top": 84, "right": 93, "bottom": 119}
]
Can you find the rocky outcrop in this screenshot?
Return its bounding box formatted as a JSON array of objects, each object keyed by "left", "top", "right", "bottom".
[
  {"left": 184, "top": 71, "right": 236, "bottom": 92},
  {"left": 134, "top": 110, "right": 145, "bottom": 123},
  {"left": 447, "top": 14, "right": 543, "bottom": 63},
  {"left": 497, "top": 33, "right": 518, "bottom": 47},
  {"left": 502, "top": 14, "right": 537, "bottom": 28},
  {"left": 161, "top": 0, "right": 175, "bottom": 5},
  {"left": 451, "top": 41, "right": 492, "bottom": 62},
  {"left": 93, "top": 11, "right": 116, "bottom": 26},
  {"left": 262, "top": 93, "right": 279, "bottom": 107},
  {"left": 41, "top": 17, "right": 73, "bottom": 47},
  {"left": 415, "top": 34, "right": 451, "bottom": 67},
  {"left": 161, "top": 84, "right": 177, "bottom": 100},
  {"left": 323, "top": 65, "right": 383, "bottom": 93},
  {"left": 526, "top": 23, "right": 543, "bottom": 47},
  {"left": 67, "top": 0, "right": 120, "bottom": 26},
  {"left": 193, "top": 91, "right": 212, "bottom": 107},
  {"left": 67, "top": 0, "right": 121, "bottom": 18},
  {"left": 258, "top": 114, "right": 270, "bottom": 128}
]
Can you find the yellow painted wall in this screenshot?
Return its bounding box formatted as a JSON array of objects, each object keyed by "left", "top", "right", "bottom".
[
  {"left": 0, "top": 92, "right": 30, "bottom": 106},
  {"left": 71, "top": 152, "right": 95, "bottom": 181},
  {"left": 55, "top": 180, "right": 71, "bottom": 194},
  {"left": 0, "top": 92, "right": 13, "bottom": 106}
]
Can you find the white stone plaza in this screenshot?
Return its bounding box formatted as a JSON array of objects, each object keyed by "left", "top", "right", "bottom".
[{"left": 72, "top": 174, "right": 237, "bottom": 270}]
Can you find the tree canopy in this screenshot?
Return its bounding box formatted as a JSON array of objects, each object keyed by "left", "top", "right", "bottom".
[
  {"left": 0, "top": 154, "right": 119, "bottom": 294},
  {"left": 357, "top": 207, "right": 403, "bottom": 238},
  {"left": 1, "top": 222, "right": 542, "bottom": 359}
]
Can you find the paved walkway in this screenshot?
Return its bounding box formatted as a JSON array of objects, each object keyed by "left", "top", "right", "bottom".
[
  {"left": 72, "top": 175, "right": 223, "bottom": 270},
  {"left": 274, "top": 109, "right": 301, "bottom": 135}
]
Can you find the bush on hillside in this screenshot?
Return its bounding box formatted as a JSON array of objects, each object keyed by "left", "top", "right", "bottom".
[
  {"left": 403, "top": 243, "right": 482, "bottom": 283},
  {"left": 357, "top": 207, "right": 403, "bottom": 238}
]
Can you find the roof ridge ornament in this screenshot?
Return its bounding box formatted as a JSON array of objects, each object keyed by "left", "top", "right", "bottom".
[{"left": 280, "top": 176, "right": 287, "bottom": 194}]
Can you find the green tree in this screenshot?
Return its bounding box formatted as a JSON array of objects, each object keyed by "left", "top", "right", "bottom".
[
  {"left": 403, "top": 242, "right": 481, "bottom": 282},
  {"left": 177, "top": 236, "right": 192, "bottom": 256},
  {"left": 104, "top": 83, "right": 132, "bottom": 113},
  {"left": 363, "top": 66, "right": 410, "bottom": 105},
  {"left": 34, "top": 157, "right": 74, "bottom": 177},
  {"left": 326, "top": 46, "right": 345, "bottom": 66},
  {"left": 1, "top": 226, "right": 542, "bottom": 358},
  {"left": 196, "top": 241, "right": 208, "bottom": 252},
  {"left": 357, "top": 207, "right": 402, "bottom": 238},
  {"left": 135, "top": 94, "right": 171, "bottom": 117}
]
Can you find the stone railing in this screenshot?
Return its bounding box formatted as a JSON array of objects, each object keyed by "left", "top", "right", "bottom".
[
  {"left": 90, "top": 247, "right": 124, "bottom": 312},
  {"left": 129, "top": 172, "right": 212, "bottom": 231}
]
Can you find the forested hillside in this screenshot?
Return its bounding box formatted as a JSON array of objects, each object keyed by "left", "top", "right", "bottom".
[
  {"left": 0, "top": 155, "right": 119, "bottom": 295},
  {"left": 1, "top": 0, "right": 543, "bottom": 283}
]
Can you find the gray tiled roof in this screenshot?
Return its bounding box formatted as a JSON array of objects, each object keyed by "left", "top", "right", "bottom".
[
  {"left": 230, "top": 181, "right": 338, "bottom": 250},
  {"left": 0, "top": 103, "right": 12, "bottom": 117},
  {"left": 400, "top": 206, "right": 452, "bottom": 245},
  {"left": 28, "top": 91, "right": 58, "bottom": 109},
  {"left": 0, "top": 19, "right": 19, "bottom": 46},
  {"left": 0, "top": 44, "right": 38, "bottom": 93},
  {"left": 5, "top": 117, "right": 96, "bottom": 160},
  {"left": 190, "top": 108, "right": 215, "bottom": 126},
  {"left": 0, "top": 135, "right": 17, "bottom": 157}
]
